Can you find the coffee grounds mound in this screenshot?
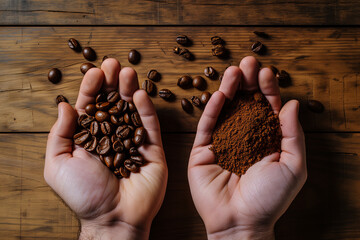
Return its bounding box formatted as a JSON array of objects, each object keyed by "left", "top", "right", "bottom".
[{"left": 210, "top": 91, "right": 282, "bottom": 176}]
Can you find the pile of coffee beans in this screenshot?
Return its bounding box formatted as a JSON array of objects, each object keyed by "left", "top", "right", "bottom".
[{"left": 73, "top": 90, "right": 147, "bottom": 178}]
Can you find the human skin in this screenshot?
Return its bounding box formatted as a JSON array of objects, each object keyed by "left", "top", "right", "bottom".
[
  {"left": 44, "top": 58, "right": 168, "bottom": 240},
  {"left": 188, "top": 56, "right": 307, "bottom": 240}
]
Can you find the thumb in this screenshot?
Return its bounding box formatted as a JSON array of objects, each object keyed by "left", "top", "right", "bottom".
[{"left": 278, "top": 100, "right": 306, "bottom": 178}]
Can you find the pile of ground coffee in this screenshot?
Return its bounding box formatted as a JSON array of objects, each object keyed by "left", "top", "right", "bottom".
[{"left": 210, "top": 91, "right": 282, "bottom": 176}]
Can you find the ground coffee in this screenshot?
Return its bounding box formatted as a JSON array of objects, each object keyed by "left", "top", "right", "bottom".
[{"left": 211, "top": 91, "right": 282, "bottom": 176}]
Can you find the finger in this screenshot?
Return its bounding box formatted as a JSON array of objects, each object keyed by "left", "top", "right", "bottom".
[
  {"left": 193, "top": 91, "right": 226, "bottom": 148},
  {"left": 75, "top": 68, "right": 105, "bottom": 111},
  {"left": 133, "top": 90, "right": 162, "bottom": 146},
  {"left": 239, "top": 56, "right": 260, "bottom": 91},
  {"left": 218, "top": 66, "right": 242, "bottom": 100},
  {"left": 279, "top": 100, "right": 306, "bottom": 177},
  {"left": 101, "top": 58, "right": 121, "bottom": 92},
  {"left": 46, "top": 103, "right": 77, "bottom": 160},
  {"left": 258, "top": 67, "right": 281, "bottom": 114},
  {"left": 119, "top": 67, "right": 139, "bottom": 102}
]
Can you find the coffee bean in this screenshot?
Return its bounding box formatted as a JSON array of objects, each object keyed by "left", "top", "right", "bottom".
[
  {"left": 253, "top": 31, "right": 270, "bottom": 39},
  {"left": 176, "top": 35, "right": 189, "bottom": 45},
  {"left": 80, "top": 63, "right": 95, "bottom": 74},
  {"left": 119, "top": 166, "right": 130, "bottom": 178},
  {"left": 193, "top": 76, "right": 206, "bottom": 90},
  {"left": 276, "top": 70, "right": 291, "bottom": 87},
  {"left": 96, "top": 92, "right": 107, "bottom": 103},
  {"left": 113, "top": 140, "right": 125, "bottom": 152},
  {"left": 191, "top": 96, "right": 202, "bottom": 108},
  {"left": 100, "top": 121, "right": 112, "bottom": 135},
  {"left": 204, "top": 66, "right": 216, "bottom": 79},
  {"left": 173, "top": 46, "right": 181, "bottom": 54},
  {"left": 212, "top": 45, "right": 225, "bottom": 57},
  {"left": 97, "top": 136, "right": 111, "bottom": 155},
  {"left": 48, "top": 68, "right": 62, "bottom": 84},
  {"left": 142, "top": 80, "right": 156, "bottom": 95},
  {"left": 129, "top": 147, "right": 139, "bottom": 156},
  {"left": 123, "top": 113, "right": 131, "bottom": 124},
  {"left": 56, "top": 95, "right": 68, "bottom": 106},
  {"left": 128, "top": 102, "right": 136, "bottom": 112},
  {"left": 211, "top": 36, "right": 224, "bottom": 45},
  {"left": 251, "top": 41, "right": 264, "bottom": 54},
  {"left": 111, "top": 134, "right": 119, "bottom": 143},
  {"left": 109, "top": 106, "right": 121, "bottom": 115},
  {"left": 78, "top": 114, "right": 87, "bottom": 126},
  {"left": 124, "top": 159, "right": 139, "bottom": 173},
  {"left": 103, "top": 155, "right": 114, "bottom": 169},
  {"left": 181, "top": 98, "right": 193, "bottom": 114},
  {"left": 107, "top": 91, "right": 120, "bottom": 103},
  {"left": 131, "top": 155, "right": 144, "bottom": 166},
  {"left": 267, "top": 65, "right": 278, "bottom": 75},
  {"left": 85, "top": 104, "right": 97, "bottom": 116},
  {"left": 133, "top": 127, "right": 146, "bottom": 146},
  {"left": 131, "top": 112, "right": 142, "bottom": 127},
  {"left": 159, "top": 89, "right": 174, "bottom": 100},
  {"left": 128, "top": 49, "right": 140, "bottom": 64},
  {"left": 84, "top": 136, "right": 98, "bottom": 152},
  {"left": 82, "top": 47, "right": 97, "bottom": 61},
  {"left": 116, "top": 125, "right": 132, "bottom": 139},
  {"left": 117, "top": 100, "right": 128, "bottom": 113},
  {"left": 114, "top": 153, "right": 126, "bottom": 168},
  {"left": 90, "top": 121, "right": 100, "bottom": 136},
  {"left": 123, "top": 139, "right": 133, "bottom": 150},
  {"left": 307, "top": 100, "right": 324, "bottom": 113},
  {"left": 147, "top": 70, "right": 161, "bottom": 82},
  {"left": 73, "top": 130, "right": 90, "bottom": 145},
  {"left": 68, "top": 38, "right": 81, "bottom": 52},
  {"left": 177, "top": 76, "right": 192, "bottom": 89},
  {"left": 179, "top": 48, "right": 192, "bottom": 60},
  {"left": 95, "top": 111, "right": 110, "bottom": 122},
  {"left": 110, "top": 115, "right": 124, "bottom": 126},
  {"left": 200, "top": 91, "right": 211, "bottom": 105},
  {"left": 80, "top": 115, "right": 95, "bottom": 128},
  {"left": 113, "top": 169, "right": 122, "bottom": 178},
  {"left": 96, "top": 102, "right": 110, "bottom": 111}
]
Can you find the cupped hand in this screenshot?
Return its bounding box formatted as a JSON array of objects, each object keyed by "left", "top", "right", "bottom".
[
  {"left": 45, "top": 59, "right": 168, "bottom": 239},
  {"left": 188, "top": 56, "right": 307, "bottom": 240}
]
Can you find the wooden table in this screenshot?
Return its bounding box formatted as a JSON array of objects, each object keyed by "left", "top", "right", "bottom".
[{"left": 1, "top": 1, "right": 360, "bottom": 239}]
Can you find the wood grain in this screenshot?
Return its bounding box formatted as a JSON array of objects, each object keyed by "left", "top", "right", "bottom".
[
  {"left": 1, "top": 0, "right": 360, "bottom": 26},
  {"left": 0, "top": 133, "right": 359, "bottom": 239},
  {"left": 0, "top": 27, "right": 359, "bottom": 132}
]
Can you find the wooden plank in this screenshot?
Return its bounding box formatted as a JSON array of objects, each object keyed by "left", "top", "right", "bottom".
[
  {"left": 0, "top": 27, "right": 359, "bottom": 132},
  {"left": 0, "top": 133, "right": 360, "bottom": 239},
  {"left": 1, "top": 0, "right": 360, "bottom": 26}
]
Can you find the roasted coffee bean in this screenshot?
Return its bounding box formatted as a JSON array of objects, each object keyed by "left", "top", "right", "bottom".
[
  {"left": 128, "top": 49, "right": 140, "bottom": 64},
  {"left": 123, "top": 139, "right": 133, "bottom": 150},
  {"left": 173, "top": 46, "right": 181, "bottom": 54},
  {"left": 111, "top": 134, "right": 119, "bottom": 143},
  {"left": 142, "top": 80, "right": 156, "bottom": 95},
  {"left": 177, "top": 75, "right": 192, "bottom": 89},
  {"left": 48, "top": 68, "right": 62, "bottom": 84},
  {"left": 176, "top": 35, "right": 189, "bottom": 45},
  {"left": 110, "top": 115, "right": 124, "bottom": 126},
  {"left": 129, "top": 147, "right": 139, "bottom": 156},
  {"left": 251, "top": 41, "right": 264, "bottom": 54},
  {"left": 131, "top": 155, "right": 144, "bottom": 166},
  {"left": 108, "top": 106, "right": 121, "bottom": 115},
  {"left": 107, "top": 91, "right": 120, "bottom": 103},
  {"left": 113, "top": 140, "right": 125, "bottom": 152},
  {"left": 159, "top": 89, "right": 174, "bottom": 100},
  {"left": 100, "top": 121, "right": 112, "bottom": 135},
  {"left": 147, "top": 70, "right": 161, "bottom": 82},
  {"left": 78, "top": 114, "right": 87, "bottom": 126},
  {"left": 204, "top": 66, "right": 216, "bottom": 79},
  {"left": 117, "top": 100, "right": 128, "bottom": 112},
  {"left": 128, "top": 102, "right": 136, "bottom": 112},
  {"left": 103, "top": 155, "right": 114, "bottom": 169},
  {"left": 123, "top": 113, "right": 131, "bottom": 124},
  {"left": 84, "top": 136, "right": 98, "bottom": 152},
  {"left": 179, "top": 48, "right": 192, "bottom": 60},
  {"left": 68, "top": 38, "right": 81, "bottom": 52},
  {"left": 253, "top": 31, "right": 270, "bottom": 39},
  {"left": 119, "top": 166, "right": 130, "bottom": 178},
  {"left": 99, "top": 154, "right": 105, "bottom": 165},
  {"left": 96, "top": 102, "right": 110, "bottom": 111},
  {"left": 114, "top": 153, "right": 126, "bottom": 168},
  {"left": 74, "top": 130, "right": 90, "bottom": 145},
  {"left": 267, "top": 65, "right": 278, "bottom": 75},
  {"left": 80, "top": 62, "right": 95, "bottom": 74},
  {"left": 181, "top": 98, "right": 193, "bottom": 114},
  {"left": 102, "top": 55, "right": 109, "bottom": 62},
  {"left": 113, "top": 169, "right": 122, "bottom": 178},
  {"left": 211, "top": 36, "right": 224, "bottom": 45},
  {"left": 116, "top": 125, "right": 132, "bottom": 139},
  {"left": 307, "top": 100, "right": 324, "bottom": 113},
  {"left": 212, "top": 45, "right": 225, "bottom": 57},
  {"left": 96, "top": 92, "right": 107, "bottom": 103},
  {"left": 81, "top": 115, "right": 95, "bottom": 128},
  {"left": 124, "top": 159, "right": 139, "bottom": 173},
  {"left": 97, "top": 136, "right": 111, "bottom": 155},
  {"left": 276, "top": 70, "right": 291, "bottom": 87},
  {"left": 134, "top": 127, "right": 146, "bottom": 146},
  {"left": 95, "top": 111, "right": 110, "bottom": 122},
  {"left": 200, "top": 91, "right": 211, "bottom": 105},
  {"left": 85, "top": 104, "right": 97, "bottom": 116},
  {"left": 191, "top": 96, "right": 202, "bottom": 108},
  {"left": 131, "top": 112, "right": 142, "bottom": 127},
  {"left": 82, "top": 47, "right": 97, "bottom": 61},
  {"left": 90, "top": 121, "right": 100, "bottom": 136},
  {"left": 56, "top": 95, "right": 68, "bottom": 105},
  {"left": 192, "top": 76, "right": 206, "bottom": 90}
]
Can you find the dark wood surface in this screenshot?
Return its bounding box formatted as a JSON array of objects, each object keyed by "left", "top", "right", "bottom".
[{"left": 0, "top": 1, "right": 360, "bottom": 240}]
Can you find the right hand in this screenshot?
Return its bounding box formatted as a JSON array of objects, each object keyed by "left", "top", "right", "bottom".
[{"left": 188, "top": 56, "right": 307, "bottom": 239}]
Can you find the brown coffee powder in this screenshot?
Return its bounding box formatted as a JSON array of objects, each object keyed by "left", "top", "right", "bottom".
[{"left": 210, "top": 91, "right": 282, "bottom": 176}]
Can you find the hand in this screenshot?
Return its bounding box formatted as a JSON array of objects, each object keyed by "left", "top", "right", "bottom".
[
  {"left": 188, "top": 56, "right": 307, "bottom": 240},
  {"left": 45, "top": 59, "right": 168, "bottom": 240}
]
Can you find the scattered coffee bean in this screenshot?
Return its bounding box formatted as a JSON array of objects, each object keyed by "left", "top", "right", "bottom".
[
  {"left": 204, "top": 66, "right": 217, "bottom": 79},
  {"left": 200, "top": 91, "right": 211, "bottom": 105},
  {"left": 109, "top": 106, "right": 121, "bottom": 115},
  {"left": 193, "top": 76, "right": 206, "bottom": 90},
  {"left": 253, "top": 31, "right": 270, "bottom": 39},
  {"left": 96, "top": 92, "right": 107, "bottom": 103},
  {"left": 307, "top": 100, "right": 324, "bottom": 113},
  {"left": 111, "top": 115, "right": 124, "bottom": 126},
  {"left": 80, "top": 62, "right": 95, "bottom": 74},
  {"left": 117, "top": 99, "right": 128, "bottom": 113},
  {"left": 74, "top": 130, "right": 90, "bottom": 145},
  {"left": 95, "top": 111, "right": 110, "bottom": 122},
  {"left": 128, "top": 49, "right": 140, "bottom": 64},
  {"left": 68, "top": 38, "right": 81, "bottom": 52},
  {"left": 84, "top": 136, "right": 98, "bottom": 152},
  {"left": 212, "top": 45, "right": 225, "bottom": 57},
  {"left": 191, "top": 96, "right": 202, "bottom": 108},
  {"left": 133, "top": 127, "right": 146, "bottom": 146},
  {"left": 116, "top": 125, "right": 132, "bottom": 139},
  {"left": 85, "top": 104, "right": 97, "bottom": 116},
  {"left": 120, "top": 167, "right": 130, "bottom": 178},
  {"left": 129, "top": 147, "right": 139, "bottom": 156},
  {"left": 173, "top": 46, "right": 181, "bottom": 54},
  {"left": 114, "top": 153, "right": 126, "bottom": 168},
  {"left": 128, "top": 102, "right": 136, "bottom": 112},
  {"left": 80, "top": 115, "right": 95, "bottom": 128},
  {"left": 113, "top": 140, "right": 125, "bottom": 153},
  {"left": 276, "top": 70, "right": 291, "bottom": 87},
  {"left": 131, "top": 155, "right": 144, "bottom": 165},
  {"left": 97, "top": 136, "right": 111, "bottom": 155},
  {"left": 159, "top": 89, "right": 174, "bottom": 100},
  {"left": 124, "top": 113, "right": 131, "bottom": 124},
  {"left": 211, "top": 36, "right": 224, "bottom": 45},
  {"left": 176, "top": 35, "right": 189, "bottom": 45},
  {"left": 131, "top": 112, "right": 142, "bottom": 127},
  {"left": 82, "top": 47, "right": 97, "bottom": 61},
  {"left": 142, "top": 80, "right": 156, "bottom": 95},
  {"left": 179, "top": 48, "right": 192, "bottom": 60},
  {"left": 147, "top": 70, "right": 161, "bottom": 82},
  {"left": 181, "top": 98, "right": 193, "bottom": 114},
  {"left": 104, "top": 155, "right": 114, "bottom": 169},
  {"left": 96, "top": 102, "right": 111, "bottom": 111},
  {"left": 123, "top": 139, "right": 133, "bottom": 150},
  {"left": 100, "top": 121, "right": 112, "bottom": 135},
  {"left": 56, "top": 95, "right": 68, "bottom": 106},
  {"left": 107, "top": 91, "right": 120, "bottom": 103},
  {"left": 90, "top": 121, "right": 100, "bottom": 136},
  {"left": 124, "top": 159, "right": 139, "bottom": 173},
  {"left": 78, "top": 114, "right": 87, "bottom": 126},
  {"left": 177, "top": 76, "right": 192, "bottom": 89},
  {"left": 251, "top": 41, "right": 265, "bottom": 54},
  {"left": 48, "top": 68, "right": 62, "bottom": 84},
  {"left": 267, "top": 65, "right": 278, "bottom": 75}
]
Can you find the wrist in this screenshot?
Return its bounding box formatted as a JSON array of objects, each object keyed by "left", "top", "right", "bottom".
[{"left": 207, "top": 225, "right": 275, "bottom": 240}]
